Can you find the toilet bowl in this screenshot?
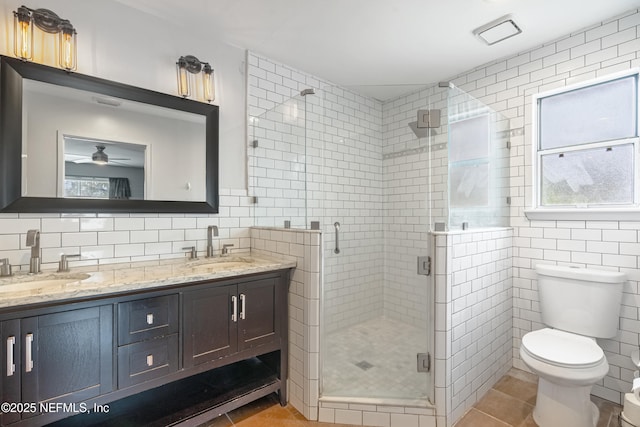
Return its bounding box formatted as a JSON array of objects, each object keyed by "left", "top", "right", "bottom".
[
  {"left": 520, "top": 328, "right": 609, "bottom": 427},
  {"left": 520, "top": 265, "right": 626, "bottom": 427}
]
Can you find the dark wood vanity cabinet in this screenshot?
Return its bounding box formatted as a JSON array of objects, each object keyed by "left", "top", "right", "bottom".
[
  {"left": 0, "top": 269, "right": 290, "bottom": 426},
  {"left": 183, "top": 276, "right": 280, "bottom": 368},
  {"left": 1, "top": 306, "right": 113, "bottom": 425},
  {"left": 184, "top": 284, "right": 238, "bottom": 366}
]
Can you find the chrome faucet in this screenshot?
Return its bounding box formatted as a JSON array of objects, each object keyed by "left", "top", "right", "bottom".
[
  {"left": 58, "top": 253, "right": 81, "bottom": 273},
  {"left": 182, "top": 246, "right": 197, "bottom": 260},
  {"left": 26, "top": 229, "right": 41, "bottom": 274},
  {"left": 0, "top": 259, "right": 12, "bottom": 277},
  {"left": 207, "top": 225, "right": 219, "bottom": 258},
  {"left": 222, "top": 244, "right": 234, "bottom": 256}
]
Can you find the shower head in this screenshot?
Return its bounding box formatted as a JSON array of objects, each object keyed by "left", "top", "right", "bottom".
[
  {"left": 409, "top": 108, "right": 441, "bottom": 138},
  {"left": 408, "top": 121, "right": 429, "bottom": 138}
]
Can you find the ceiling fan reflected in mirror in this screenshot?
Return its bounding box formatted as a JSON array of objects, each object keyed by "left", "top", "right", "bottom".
[
  {"left": 63, "top": 136, "right": 145, "bottom": 168},
  {"left": 92, "top": 145, "right": 108, "bottom": 164},
  {"left": 73, "top": 144, "right": 131, "bottom": 166}
]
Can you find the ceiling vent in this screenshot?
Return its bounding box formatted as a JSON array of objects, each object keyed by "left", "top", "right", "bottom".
[{"left": 473, "top": 15, "right": 522, "bottom": 45}]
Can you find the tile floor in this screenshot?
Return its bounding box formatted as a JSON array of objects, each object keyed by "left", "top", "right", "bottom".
[
  {"left": 201, "top": 368, "right": 623, "bottom": 427},
  {"left": 453, "top": 368, "right": 622, "bottom": 427},
  {"left": 198, "top": 393, "right": 363, "bottom": 427},
  {"left": 323, "top": 316, "right": 428, "bottom": 400}
]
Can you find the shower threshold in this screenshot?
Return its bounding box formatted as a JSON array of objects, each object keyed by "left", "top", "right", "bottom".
[{"left": 319, "top": 395, "right": 434, "bottom": 409}]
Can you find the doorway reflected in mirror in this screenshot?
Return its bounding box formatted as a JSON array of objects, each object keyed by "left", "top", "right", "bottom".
[{"left": 60, "top": 136, "right": 147, "bottom": 200}]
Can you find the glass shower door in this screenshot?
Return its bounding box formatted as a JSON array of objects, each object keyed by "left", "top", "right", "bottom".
[
  {"left": 320, "top": 84, "right": 437, "bottom": 404},
  {"left": 248, "top": 94, "right": 308, "bottom": 228}
]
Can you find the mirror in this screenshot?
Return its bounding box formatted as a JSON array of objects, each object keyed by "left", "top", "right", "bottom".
[{"left": 0, "top": 55, "right": 219, "bottom": 213}]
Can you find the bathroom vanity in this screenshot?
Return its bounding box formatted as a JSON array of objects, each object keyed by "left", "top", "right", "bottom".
[{"left": 0, "top": 255, "right": 294, "bottom": 426}]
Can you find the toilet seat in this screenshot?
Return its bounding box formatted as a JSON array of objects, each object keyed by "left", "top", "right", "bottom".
[{"left": 521, "top": 328, "right": 604, "bottom": 368}]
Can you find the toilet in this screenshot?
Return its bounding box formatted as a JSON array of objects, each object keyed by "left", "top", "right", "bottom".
[{"left": 520, "top": 264, "right": 626, "bottom": 427}]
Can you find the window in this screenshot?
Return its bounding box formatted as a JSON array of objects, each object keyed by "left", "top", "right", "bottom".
[
  {"left": 64, "top": 176, "right": 109, "bottom": 199},
  {"left": 449, "top": 114, "right": 490, "bottom": 208},
  {"left": 529, "top": 69, "right": 640, "bottom": 219}
]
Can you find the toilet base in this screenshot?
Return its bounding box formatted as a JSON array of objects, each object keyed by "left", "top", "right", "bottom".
[{"left": 533, "top": 377, "right": 599, "bottom": 427}]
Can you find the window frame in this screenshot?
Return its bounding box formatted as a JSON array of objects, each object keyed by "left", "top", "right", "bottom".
[{"left": 526, "top": 68, "right": 640, "bottom": 221}]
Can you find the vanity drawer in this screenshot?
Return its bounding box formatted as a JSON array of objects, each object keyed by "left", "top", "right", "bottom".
[
  {"left": 118, "top": 334, "right": 179, "bottom": 388},
  {"left": 118, "top": 294, "right": 179, "bottom": 345}
]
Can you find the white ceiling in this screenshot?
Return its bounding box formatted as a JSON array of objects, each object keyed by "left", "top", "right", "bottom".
[{"left": 118, "top": 0, "right": 640, "bottom": 100}]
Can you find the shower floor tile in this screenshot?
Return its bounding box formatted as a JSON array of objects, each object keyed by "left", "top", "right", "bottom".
[{"left": 322, "top": 316, "right": 429, "bottom": 400}]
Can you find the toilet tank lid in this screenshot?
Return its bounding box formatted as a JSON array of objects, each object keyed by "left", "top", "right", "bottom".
[{"left": 536, "top": 264, "right": 627, "bottom": 284}]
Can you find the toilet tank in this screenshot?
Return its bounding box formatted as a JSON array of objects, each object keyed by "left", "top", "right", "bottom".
[{"left": 536, "top": 264, "right": 626, "bottom": 338}]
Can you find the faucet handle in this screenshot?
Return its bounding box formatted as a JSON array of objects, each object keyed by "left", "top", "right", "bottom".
[
  {"left": 182, "top": 246, "right": 197, "bottom": 260},
  {"left": 0, "top": 259, "right": 12, "bottom": 277},
  {"left": 58, "top": 254, "right": 80, "bottom": 273},
  {"left": 222, "top": 244, "right": 234, "bottom": 256}
]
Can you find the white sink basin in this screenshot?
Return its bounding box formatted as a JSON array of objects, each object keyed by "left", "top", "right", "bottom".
[{"left": 180, "top": 258, "right": 255, "bottom": 274}]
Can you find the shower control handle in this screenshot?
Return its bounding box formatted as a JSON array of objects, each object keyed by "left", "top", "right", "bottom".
[{"left": 334, "top": 222, "right": 340, "bottom": 254}]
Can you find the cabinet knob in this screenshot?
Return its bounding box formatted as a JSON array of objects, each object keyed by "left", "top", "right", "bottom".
[
  {"left": 146, "top": 354, "right": 154, "bottom": 367},
  {"left": 146, "top": 313, "right": 154, "bottom": 325}
]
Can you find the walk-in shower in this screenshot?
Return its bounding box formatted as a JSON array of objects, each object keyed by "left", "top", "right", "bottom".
[{"left": 248, "top": 80, "right": 510, "bottom": 426}]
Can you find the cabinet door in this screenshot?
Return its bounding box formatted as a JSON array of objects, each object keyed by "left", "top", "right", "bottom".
[
  {"left": 238, "top": 277, "right": 279, "bottom": 351},
  {"left": 183, "top": 284, "right": 238, "bottom": 368},
  {"left": 21, "top": 305, "right": 113, "bottom": 411},
  {"left": 1, "top": 319, "right": 21, "bottom": 426}
]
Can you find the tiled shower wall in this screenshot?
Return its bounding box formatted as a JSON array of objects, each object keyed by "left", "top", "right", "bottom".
[
  {"left": 247, "top": 53, "right": 385, "bottom": 333},
  {"left": 433, "top": 229, "right": 513, "bottom": 426},
  {"left": 444, "top": 9, "right": 640, "bottom": 404},
  {"left": 250, "top": 227, "right": 322, "bottom": 421},
  {"left": 0, "top": 189, "right": 253, "bottom": 270},
  {"left": 381, "top": 148, "right": 432, "bottom": 328}
]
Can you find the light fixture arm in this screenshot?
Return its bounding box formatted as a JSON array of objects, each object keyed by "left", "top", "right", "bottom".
[
  {"left": 18, "top": 6, "right": 76, "bottom": 35},
  {"left": 178, "top": 55, "right": 204, "bottom": 74},
  {"left": 14, "top": 6, "right": 31, "bottom": 24}
]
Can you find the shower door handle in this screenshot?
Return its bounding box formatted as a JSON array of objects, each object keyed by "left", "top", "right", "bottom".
[{"left": 334, "top": 222, "right": 340, "bottom": 254}]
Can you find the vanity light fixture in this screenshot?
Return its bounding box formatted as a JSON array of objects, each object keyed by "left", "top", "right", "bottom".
[
  {"left": 13, "top": 5, "right": 77, "bottom": 71},
  {"left": 176, "top": 55, "right": 215, "bottom": 103}
]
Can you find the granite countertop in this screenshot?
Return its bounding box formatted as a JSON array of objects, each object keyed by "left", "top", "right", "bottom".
[{"left": 0, "top": 253, "right": 296, "bottom": 309}]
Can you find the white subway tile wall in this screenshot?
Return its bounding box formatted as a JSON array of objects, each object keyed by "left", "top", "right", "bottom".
[
  {"left": 452, "top": 9, "right": 639, "bottom": 406},
  {"left": 0, "top": 189, "right": 253, "bottom": 270},
  {"left": 386, "top": 7, "right": 640, "bottom": 410},
  {"left": 434, "top": 229, "right": 513, "bottom": 426},
  {"left": 250, "top": 227, "right": 322, "bottom": 420},
  {"left": 248, "top": 53, "right": 386, "bottom": 334}
]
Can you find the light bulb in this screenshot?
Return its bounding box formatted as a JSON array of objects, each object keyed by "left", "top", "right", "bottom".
[
  {"left": 203, "top": 63, "right": 215, "bottom": 103},
  {"left": 58, "top": 21, "right": 77, "bottom": 71},
  {"left": 13, "top": 7, "right": 33, "bottom": 60},
  {"left": 176, "top": 59, "right": 191, "bottom": 98}
]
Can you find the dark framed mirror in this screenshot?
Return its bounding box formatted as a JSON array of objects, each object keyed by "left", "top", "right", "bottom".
[{"left": 0, "top": 55, "right": 219, "bottom": 213}]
